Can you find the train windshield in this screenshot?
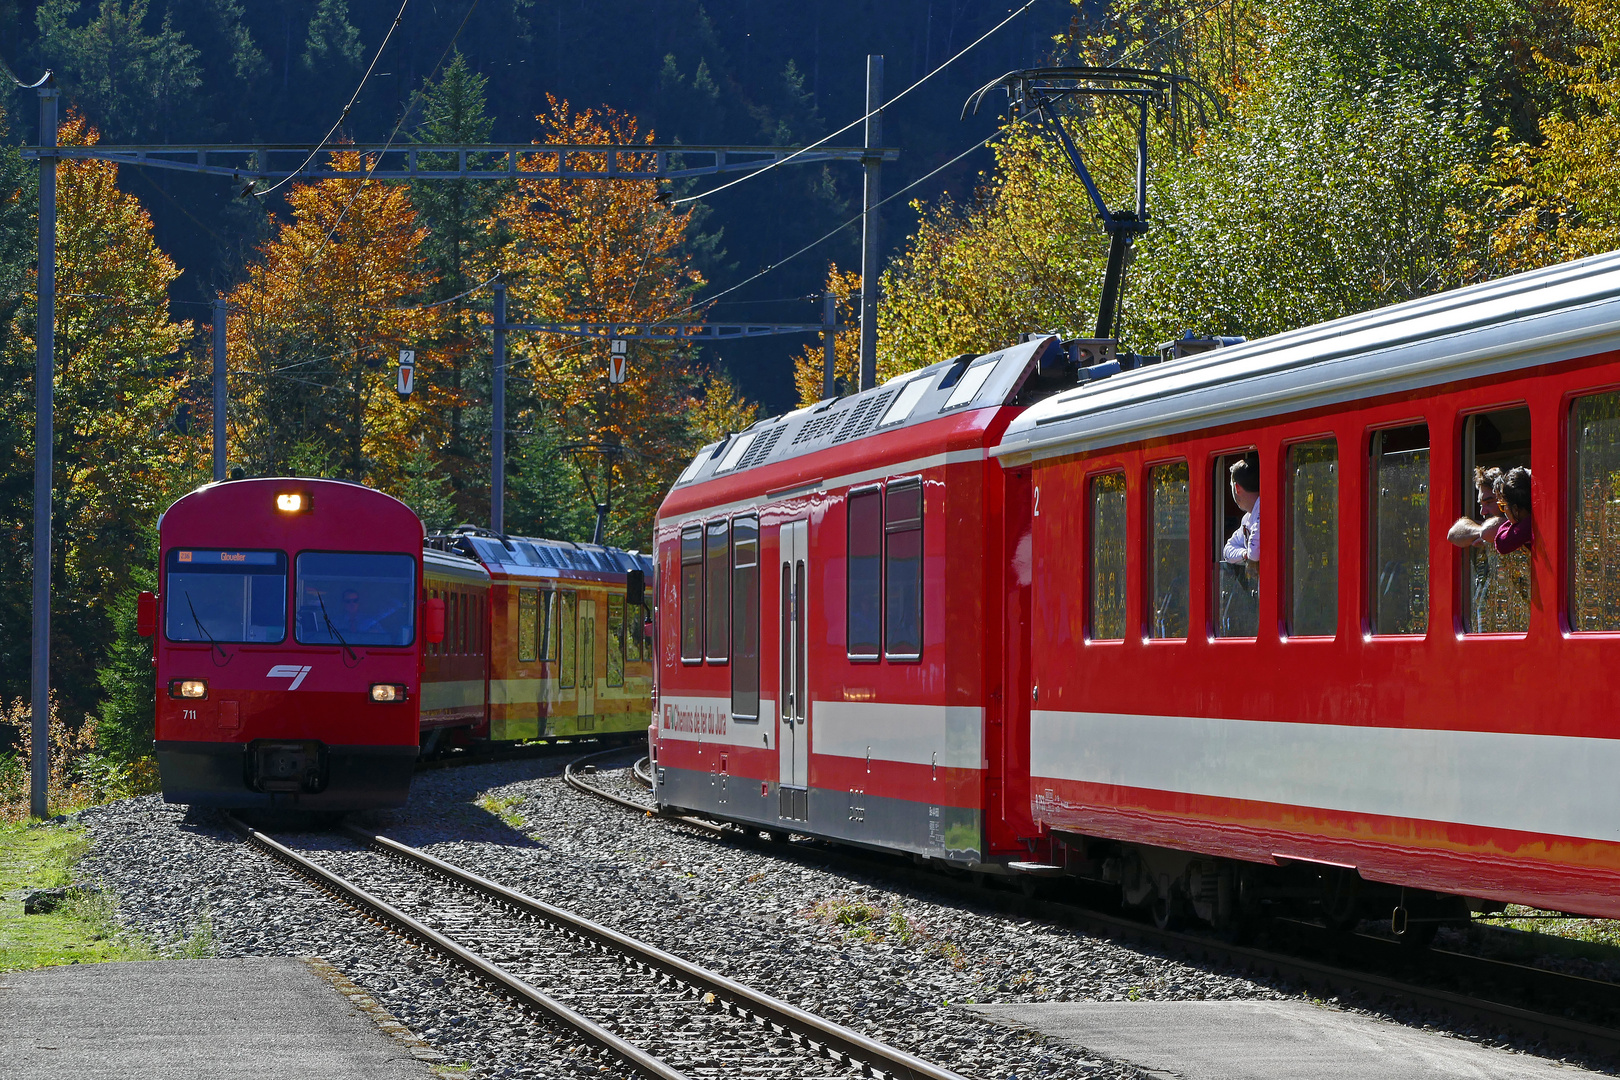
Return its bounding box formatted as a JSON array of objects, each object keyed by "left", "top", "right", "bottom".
[
  {"left": 295, "top": 552, "right": 417, "bottom": 647},
  {"left": 165, "top": 549, "right": 288, "bottom": 643}
]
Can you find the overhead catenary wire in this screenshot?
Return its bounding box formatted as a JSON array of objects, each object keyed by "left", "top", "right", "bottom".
[
  {"left": 670, "top": 0, "right": 1041, "bottom": 207},
  {"left": 671, "top": 129, "right": 1005, "bottom": 316},
  {"left": 251, "top": 0, "right": 411, "bottom": 200},
  {"left": 302, "top": 0, "right": 485, "bottom": 267}
]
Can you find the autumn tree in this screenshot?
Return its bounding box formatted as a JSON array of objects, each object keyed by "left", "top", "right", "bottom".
[
  {"left": 498, "top": 98, "right": 734, "bottom": 547},
  {"left": 0, "top": 111, "right": 198, "bottom": 725},
  {"left": 791, "top": 264, "right": 861, "bottom": 408},
  {"left": 226, "top": 151, "right": 443, "bottom": 492}
]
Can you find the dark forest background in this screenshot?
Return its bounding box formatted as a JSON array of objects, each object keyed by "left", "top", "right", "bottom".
[{"left": 1, "top": 0, "right": 1071, "bottom": 412}]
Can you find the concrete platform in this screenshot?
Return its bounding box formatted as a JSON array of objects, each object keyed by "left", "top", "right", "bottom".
[
  {"left": 0, "top": 957, "right": 438, "bottom": 1079},
  {"left": 968, "top": 999, "right": 1598, "bottom": 1079}
]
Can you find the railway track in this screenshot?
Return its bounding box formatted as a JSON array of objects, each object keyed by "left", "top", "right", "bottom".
[
  {"left": 224, "top": 811, "right": 966, "bottom": 1080},
  {"left": 570, "top": 753, "right": 1620, "bottom": 1064}
]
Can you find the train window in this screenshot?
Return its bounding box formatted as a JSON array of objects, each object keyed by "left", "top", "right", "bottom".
[
  {"left": 705, "top": 519, "right": 730, "bottom": 663},
  {"left": 1371, "top": 424, "right": 1430, "bottom": 635},
  {"left": 1288, "top": 440, "right": 1338, "bottom": 636},
  {"left": 1212, "top": 452, "right": 1260, "bottom": 638},
  {"left": 680, "top": 525, "right": 703, "bottom": 663},
  {"left": 1090, "top": 472, "right": 1127, "bottom": 640},
  {"left": 607, "top": 594, "right": 626, "bottom": 687},
  {"left": 1462, "top": 408, "right": 1532, "bottom": 633},
  {"left": 295, "top": 552, "right": 417, "bottom": 647},
  {"left": 884, "top": 481, "right": 923, "bottom": 659},
  {"left": 1148, "top": 462, "right": 1189, "bottom": 639},
  {"left": 731, "top": 516, "right": 760, "bottom": 718},
  {"left": 518, "top": 588, "right": 538, "bottom": 663},
  {"left": 559, "top": 590, "right": 577, "bottom": 688},
  {"left": 539, "top": 590, "right": 556, "bottom": 661},
  {"left": 459, "top": 591, "right": 469, "bottom": 653},
  {"left": 847, "top": 487, "right": 882, "bottom": 660},
  {"left": 164, "top": 549, "right": 287, "bottom": 644},
  {"left": 1571, "top": 392, "right": 1620, "bottom": 629}
]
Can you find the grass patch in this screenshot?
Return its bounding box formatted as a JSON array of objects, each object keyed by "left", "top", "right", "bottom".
[
  {"left": 804, "top": 895, "right": 966, "bottom": 968},
  {"left": 477, "top": 793, "right": 527, "bottom": 830},
  {"left": 1463, "top": 905, "right": 1620, "bottom": 967},
  {"left": 0, "top": 820, "right": 155, "bottom": 971}
]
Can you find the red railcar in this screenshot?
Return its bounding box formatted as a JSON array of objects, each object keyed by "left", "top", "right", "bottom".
[
  {"left": 148, "top": 478, "right": 438, "bottom": 810},
  {"left": 651, "top": 337, "right": 1062, "bottom": 861},
  {"left": 654, "top": 250, "right": 1620, "bottom": 932}
]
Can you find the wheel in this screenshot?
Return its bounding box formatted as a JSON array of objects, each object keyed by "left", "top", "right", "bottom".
[
  {"left": 1319, "top": 869, "right": 1362, "bottom": 933},
  {"left": 766, "top": 830, "right": 788, "bottom": 844},
  {"left": 1151, "top": 891, "right": 1186, "bottom": 931}
]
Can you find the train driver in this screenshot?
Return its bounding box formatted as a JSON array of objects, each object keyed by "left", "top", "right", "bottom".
[{"left": 1222, "top": 456, "right": 1261, "bottom": 565}]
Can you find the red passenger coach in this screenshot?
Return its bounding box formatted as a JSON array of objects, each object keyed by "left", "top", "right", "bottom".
[
  {"left": 655, "top": 249, "right": 1620, "bottom": 934},
  {"left": 149, "top": 478, "right": 435, "bottom": 810},
  {"left": 651, "top": 337, "right": 1068, "bottom": 862}
]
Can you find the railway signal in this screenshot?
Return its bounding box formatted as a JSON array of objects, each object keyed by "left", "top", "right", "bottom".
[
  {"left": 609, "top": 338, "right": 628, "bottom": 384},
  {"left": 397, "top": 349, "right": 416, "bottom": 399}
]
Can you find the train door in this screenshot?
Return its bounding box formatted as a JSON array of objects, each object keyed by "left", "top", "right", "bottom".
[
  {"left": 777, "top": 519, "right": 809, "bottom": 816},
  {"left": 578, "top": 599, "right": 596, "bottom": 720}
]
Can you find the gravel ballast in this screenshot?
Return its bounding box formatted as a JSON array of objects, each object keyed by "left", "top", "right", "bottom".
[{"left": 67, "top": 751, "right": 1589, "bottom": 1078}]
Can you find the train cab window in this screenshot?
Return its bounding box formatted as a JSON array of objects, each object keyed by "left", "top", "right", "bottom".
[
  {"left": 1462, "top": 408, "right": 1532, "bottom": 633},
  {"left": 885, "top": 480, "right": 923, "bottom": 659},
  {"left": 1288, "top": 440, "right": 1339, "bottom": 636},
  {"left": 165, "top": 549, "right": 287, "bottom": 644},
  {"left": 1090, "top": 472, "right": 1128, "bottom": 640},
  {"left": 680, "top": 525, "right": 703, "bottom": 663},
  {"left": 1371, "top": 424, "right": 1430, "bottom": 635},
  {"left": 1570, "top": 392, "right": 1620, "bottom": 629},
  {"left": 559, "top": 590, "right": 577, "bottom": 688},
  {"left": 518, "top": 588, "right": 538, "bottom": 663},
  {"left": 1148, "top": 462, "right": 1189, "bottom": 639},
  {"left": 847, "top": 487, "right": 882, "bottom": 660},
  {"left": 1212, "top": 452, "right": 1260, "bottom": 638},
  {"left": 732, "top": 516, "right": 760, "bottom": 718},
  {"left": 705, "top": 519, "right": 730, "bottom": 662},
  {"left": 296, "top": 552, "right": 416, "bottom": 647},
  {"left": 607, "top": 594, "right": 626, "bottom": 687}
]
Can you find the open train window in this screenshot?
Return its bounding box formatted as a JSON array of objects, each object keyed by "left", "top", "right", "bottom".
[
  {"left": 1461, "top": 408, "right": 1531, "bottom": 633},
  {"left": 705, "top": 519, "right": 730, "bottom": 663},
  {"left": 1147, "top": 462, "right": 1189, "bottom": 639},
  {"left": 680, "top": 525, "right": 703, "bottom": 663},
  {"left": 847, "top": 487, "right": 882, "bottom": 660},
  {"left": 1212, "top": 452, "right": 1259, "bottom": 638},
  {"left": 559, "top": 590, "right": 577, "bottom": 688},
  {"left": 1090, "top": 472, "right": 1127, "bottom": 640},
  {"left": 1288, "top": 440, "right": 1338, "bottom": 636},
  {"left": 884, "top": 479, "right": 923, "bottom": 659},
  {"left": 732, "top": 516, "right": 760, "bottom": 718},
  {"left": 1371, "top": 424, "right": 1430, "bottom": 635}
]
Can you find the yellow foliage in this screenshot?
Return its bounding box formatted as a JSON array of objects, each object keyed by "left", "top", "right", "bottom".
[{"left": 226, "top": 151, "right": 444, "bottom": 486}]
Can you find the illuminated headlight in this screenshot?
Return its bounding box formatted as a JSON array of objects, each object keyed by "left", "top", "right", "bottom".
[
  {"left": 169, "top": 679, "right": 207, "bottom": 700},
  {"left": 370, "top": 683, "right": 408, "bottom": 703},
  {"left": 275, "top": 491, "right": 312, "bottom": 513}
]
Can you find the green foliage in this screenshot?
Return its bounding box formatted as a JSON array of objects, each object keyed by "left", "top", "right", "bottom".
[
  {"left": 505, "top": 412, "right": 595, "bottom": 543},
  {"left": 301, "top": 0, "right": 363, "bottom": 75},
  {"left": 35, "top": 0, "right": 202, "bottom": 142},
  {"left": 93, "top": 527, "right": 156, "bottom": 764},
  {"left": 391, "top": 446, "right": 458, "bottom": 534}
]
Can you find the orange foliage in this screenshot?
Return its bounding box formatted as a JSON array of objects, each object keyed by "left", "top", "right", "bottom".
[{"left": 225, "top": 151, "right": 444, "bottom": 488}]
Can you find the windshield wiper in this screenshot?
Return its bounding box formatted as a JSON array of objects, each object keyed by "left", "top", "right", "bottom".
[
  {"left": 184, "top": 592, "right": 228, "bottom": 661},
  {"left": 317, "top": 594, "right": 360, "bottom": 663}
]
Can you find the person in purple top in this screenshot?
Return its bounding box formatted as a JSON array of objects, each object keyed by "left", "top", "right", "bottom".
[{"left": 1493, "top": 466, "right": 1533, "bottom": 554}]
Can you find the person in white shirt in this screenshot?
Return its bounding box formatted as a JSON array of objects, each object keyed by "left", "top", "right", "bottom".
[{"left": 1223, "top": 457, "right": 1260, "bottom": 564}]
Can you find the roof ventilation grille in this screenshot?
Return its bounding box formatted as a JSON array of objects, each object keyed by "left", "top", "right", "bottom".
[
  {"left": 737, "top": 425, "right": 786, "bottom": 469},
  {"left": 833, "top": 389, "right": 896, "bottom": 444}
]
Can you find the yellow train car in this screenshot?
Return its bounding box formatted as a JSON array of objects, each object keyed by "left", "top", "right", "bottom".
[{"left": 426, "top": 527, "right": 652, "bottom": 742}]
